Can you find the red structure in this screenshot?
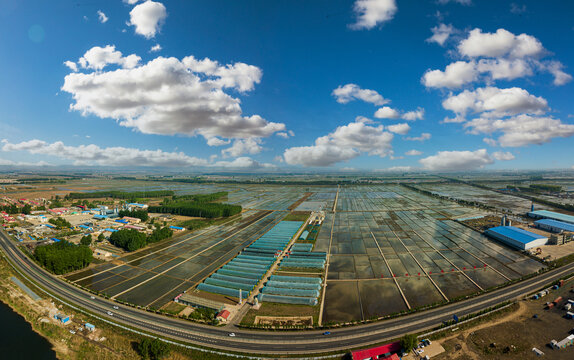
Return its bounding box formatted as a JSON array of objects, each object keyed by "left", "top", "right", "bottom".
[{"left": 351, "top": 341, "right": 401, "bottom": 360}]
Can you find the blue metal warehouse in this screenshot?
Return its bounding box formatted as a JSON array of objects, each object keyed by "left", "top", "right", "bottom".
[
  {"left": 535, "top": 219, "right": 574, "bottom": 233},
  {"left": 528, "top": 210, "right": 574, "bottom": 225},
  {"left": 485, "top": 226, "right": 548, "bottom": 250}
]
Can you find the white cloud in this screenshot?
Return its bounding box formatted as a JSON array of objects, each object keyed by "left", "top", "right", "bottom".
[
  {"left": 276, "top": 132, "right": 290, "bottom": 139},
  {"left": 476, "top": 58, "right": 532, "bottom": 81},
  {"left": 458, "top": 28, "right": 544, "bottom": 59},
  {"left": 62, "top": 52, "right": 285, "bottom": 142},
  {"left": 97, "top": 10, "right": 108, "bottom": 23},
  {"left": 128, "top": 0, "right": 167, "bottom": 39},
  {"left": 76, "top": 45, "right": 141, "bottom": 70},
  {"left": 420, "top": 149, "right": 493, "bottom": 171},
  {"left": 402, "top": 107, "right": 425, "bottom": 121},
  {"left": 406, "top": 133, "right": 431, "bottom": 141},
  {"left": 422, "top": 61, "right": 478, "bottom": 89},
  {"left": 332, "top": 84, "right": 388, "bottom": 106},
  {"left": 405, "top": 149, "right": 422, "bottom": 156},
  {"left": 492, "top": 151, "right": 515, "bottom": 161},
  {"left": 427, "top": 23, "right": 454, "bottom": 46},
  {"left": 212, "top": 157, "right": 274, "bottom": 169},
  {"left": 221, "top": 138, "right": 263, "bottom": 158},
  {"left": 543, "top": 61, "right": 573, "bottom": 86},
  {"left": 1, "top": 139, "right": 208, "bottom": 167},
  {"left": 387, "top": 123, "right": 410, "bottom": 135},
  {"left": 206, "top": 137, "right": 230, "bottom": 147},
  {"left": 183, "top": 55, "right": 262, "bottom": 92},
  {"left": 350, "top": 0, "right": 397, "bottom": 30},
  {"left": 64, "top": 61, "right": 78, "bottom": 72},
  {"left": 283, "top": 118, "right": 394, "bottom": 167},
  {"left": 442, "top": 86, "right": 548, "bottom": 118},
  {"left": 123, "top": 0, "right": 141, "bottom": 4},
  {"left": 374, "top": 106, "right": 400, "bottom": 119},
  {"left": 273, "top": 155, "right": 284, "bottom": 163},
  {"left": 464, "top": 114, "right": 574, "bottom": 147},
  {"left": 284, "top": 145, "right": 359, "bottom": 167},
  {"left": 149, "top": 44, "right": 162, "bottom": 52}
]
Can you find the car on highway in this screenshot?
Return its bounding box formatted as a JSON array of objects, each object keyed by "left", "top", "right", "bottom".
[
  {"left": 323, "top": 331, "right": 331, "bottom": 335},
  {"left": 107, "top": 311, "right": 113, "bottom": 316},
  {"left": 228, "top": 333, "right": 236, "bottom": 337},
  {"left": 90, "top": 296, "right": 95, "bottom": 300},
  {"left": 113, "top": 306, "right": 119, "bottom": 309}
]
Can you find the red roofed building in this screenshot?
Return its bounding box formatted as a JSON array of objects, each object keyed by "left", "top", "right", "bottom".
[
  {"left": 216, "top": 310, "right": 231, "bottom": 322},
  {"left": 351, "top": 341, "right": 402, "bottom": 360}
]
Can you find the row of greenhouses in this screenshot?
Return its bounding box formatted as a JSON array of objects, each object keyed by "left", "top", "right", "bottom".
[{"left": 197, "top": 221, "right": 304, "bottom": 299}]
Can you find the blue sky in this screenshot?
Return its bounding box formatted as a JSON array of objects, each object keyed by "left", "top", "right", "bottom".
[{"left": 0, "top": 0, "right": 573, "bottom": 171}]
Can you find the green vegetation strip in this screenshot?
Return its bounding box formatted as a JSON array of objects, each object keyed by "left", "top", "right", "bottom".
[{"left": 66, "top": 190, "right": 175, "bottom": 200}]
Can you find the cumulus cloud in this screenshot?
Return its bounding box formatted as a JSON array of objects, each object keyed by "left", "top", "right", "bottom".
[
  {"left": 464, "top": 114, "right": 574, "bottom": 147},
  {"left": 492, "top": 151, "right": 515, "bottom": 160},
  {"left": 427, "top": 23, "right": 454, "bottom": 46},
  {"left": 123, "top": 0, "right": 141, "bottom": 4},
  {"left": 406, "top": 133, "right": 431, "bottom": 141},
  {"left": 424, "top": 28, "right": 570, "bottom": 88},
  {"left": 420, "top": 149, "right": 493, "bottom": 171},
  {"left": 1, "top": 139, "right": 208, "bottom": 167},
  {"left": 476, "top": 58, "right": 532, "bottom": 81},
  {"left": 75, "top": 45, "right": 141, "bottom": 71},
  {"left": 149, "top": 44, "right": 162, "bottom": 52},
  {"left": 384, "top": 166, "right": 415, "bottom": 172},
  {"left": 387, "top": 123, "right": 410, "bottom": 135},
  {"left": 402, "top": 107, "right": 425, "bottom": 121},
  {"left": 221, "top": 138, "right": 263, "bottom": 158},
  {"left": 212, "top": 157, "right": 274, "bottom": 169},
  {"left": 442, "top": 86, "right": 548, "bottom": 118},
  {"left": 422, "top": 61, "right": 478, "bottom": 89},
  {"left": 459, "top": 28, "right": 544, "bottom": 59},
  {"left": 64, "top": 61, "right": 78, "bottom": 72},
  {"left": 283, "top": 118, "right": 394, "bottom": 167},
  {"left": 62, "top": 51, "right": 285, "bottom": 142},
  {"left": 405, "top": 149, "right": 422, "bottom": 156},
  {"left": 483, "top": 138, "right": 497, "bottom": 146},
  {"left": 332, "top": 84, "right": 388, "bottom": 106},
  {"left": 128, "top": 0, "right": 167, "bottom": 39},
  {"left": 97, "top": 10, "right": 108, "bottom": 23},
  {"left": 374, "top": 106, "right": 400, "bottom": 119},
  {"left": 350, "top": 0, "right": 397, "bottom": 30},
  {"left": 374, "top": 106, "right": 424, "bottom": 121}
]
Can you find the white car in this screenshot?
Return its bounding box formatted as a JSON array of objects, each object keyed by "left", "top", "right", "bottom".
[
  {"left": 113, "top": 306, "right": 119, "bottom": 309},
  {"left": 90, "top": 296, "right": 95, "bottom": 300},
  {"left": 107, "top": 311, "right": 113, "bottom": 316},
  {"left": 69, "top": 330, "right": 76, "bottom": 334},
  {"left": 228, "top": 333, "right": 236, "bottom": 337}
]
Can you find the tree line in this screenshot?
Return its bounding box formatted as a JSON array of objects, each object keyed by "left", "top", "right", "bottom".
[
  {"left": 109, "top": 227, "right": 173, "bottom": 252},
  {"left": 34, "top": 240, "right": 93, "bottom": 274},
  {"left": 65, "top": 190, "right": 174, "bottom": 200},
  {"left": 148, "top": 202, "right": 241, "bottom": 218},
  {"left": 0, "top": 204, "right": 32, "bottom": 215},
  {"left": 49, "top": 217, "right": 72, "bottom": 229}
]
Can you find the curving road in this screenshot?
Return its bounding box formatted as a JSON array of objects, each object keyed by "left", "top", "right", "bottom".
[{"left": 2, "top": 228, "right": 573, "bottom": 355}]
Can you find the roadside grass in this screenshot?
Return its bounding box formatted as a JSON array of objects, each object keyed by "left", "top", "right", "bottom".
[{"left": 240, "top": 302, "right": 320, "bottom": 327}]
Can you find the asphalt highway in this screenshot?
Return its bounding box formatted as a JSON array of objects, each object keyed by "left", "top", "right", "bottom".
[{"left": 2, "top": 228, "right": 573, "bottom": 355}]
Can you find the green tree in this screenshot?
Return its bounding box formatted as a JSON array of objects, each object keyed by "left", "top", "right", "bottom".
[
  {"left": 137, "top": 338, "right": 169, "bottom": 360},
  {"left": 109, "top": 229, "right": 147, "bottom": 252},
  {"left": 400, "top": 333, "right": 418, "bottom": 353},
  {"left": 98, "top": 233, "right": 105, "bottom": 242},
  {"left": 34, "top": 241, "right": 92, "bottom": 275},
  {"left": 80, "top": 234, "right": 92, "bottom": 246},
  {"left": 21, "top": 204, "right": 32, "bottom": 215}
]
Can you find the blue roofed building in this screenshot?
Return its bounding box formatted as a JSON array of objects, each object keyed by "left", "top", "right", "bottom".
[
  {"left": 528, "top": 210, "right": 574, "bottom": 225},
  {"left": 535, "top": 219, "right": 574, "bottom": 233},
  {"left": 485, "top": 226, "right": 548, "bottom": 250}
]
